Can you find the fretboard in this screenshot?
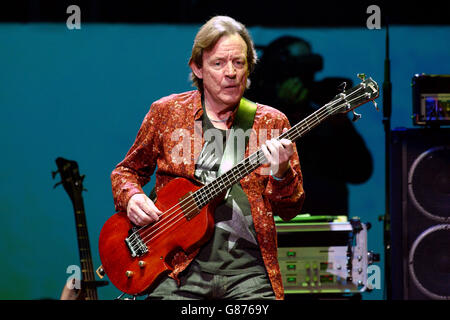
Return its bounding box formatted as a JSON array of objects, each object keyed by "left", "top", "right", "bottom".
[{"left": 71, "top": 192, "right": 98, "bottom": 300}]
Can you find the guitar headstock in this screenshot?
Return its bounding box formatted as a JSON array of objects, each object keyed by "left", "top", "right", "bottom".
[
  {"left": 53, "top": 157, "right": 86, "bottom": 200},
  {"left": 328, "top": 74, "right": 379, "bottom": 121}
]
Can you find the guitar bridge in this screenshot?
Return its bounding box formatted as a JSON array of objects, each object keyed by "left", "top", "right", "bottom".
[{"left": 125, "top": 227, "right": 148, "bottom": 258}]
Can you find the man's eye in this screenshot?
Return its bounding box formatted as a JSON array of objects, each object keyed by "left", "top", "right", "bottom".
[{"left": 234, "top": 60, "right": 245, "bottom": 68}]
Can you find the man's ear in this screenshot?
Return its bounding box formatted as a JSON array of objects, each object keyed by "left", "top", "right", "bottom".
[{"left": 189, "top": 60, "right": 203, "bottom": 80}]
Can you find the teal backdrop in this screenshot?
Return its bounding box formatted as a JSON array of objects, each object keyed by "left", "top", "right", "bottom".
[{"left": 1, "top": 23, "right": 449, "bottom": 300}]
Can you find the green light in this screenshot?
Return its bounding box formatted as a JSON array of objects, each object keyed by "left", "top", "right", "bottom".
[
  {"left": 287, "top": 264, "right": 296, "bottom": 270},
  {"left": 287, "top": 251, "right": 296, "bottom": 257}
]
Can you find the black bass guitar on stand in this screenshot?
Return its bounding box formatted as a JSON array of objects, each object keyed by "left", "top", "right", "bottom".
[{"left": 53, "top": 157, "right": 108, "bottom": 300}]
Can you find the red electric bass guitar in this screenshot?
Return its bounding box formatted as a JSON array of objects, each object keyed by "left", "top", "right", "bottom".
[{"left": 98, "top": 74, "right": 379, "bottom": 295}]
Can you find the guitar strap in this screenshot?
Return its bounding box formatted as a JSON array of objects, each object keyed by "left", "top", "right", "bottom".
[
  {"left": 149, "top": 98, "right": 257, "bottom": 203},
  {"left": 218, "top": 97, "right": 257, "bottom": 177}
]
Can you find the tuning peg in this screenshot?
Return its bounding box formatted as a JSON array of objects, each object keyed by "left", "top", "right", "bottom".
[
  {"left": 351, "top": 110, "right": 362, "bottom": 122},
  {"left": 372, "top": 100, "right": 379, "bottom": 111},
  {"left": 357, "top": 73, "right": 366, "bottom": 81},
  {"left": 337, "top": 82, "right": 347, "bottom": 93},
  {"left": 53, "top": 181, "right": 63, "bottom": 189}
]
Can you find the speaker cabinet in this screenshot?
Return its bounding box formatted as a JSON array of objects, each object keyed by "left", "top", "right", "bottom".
[{"left": 390, "top": 127, "right": 450, "bottom": 300}]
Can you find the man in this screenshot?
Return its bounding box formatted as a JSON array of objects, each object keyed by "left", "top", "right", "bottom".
[{"left": 111, "top": 16, "right": 305, "bottom": 300}]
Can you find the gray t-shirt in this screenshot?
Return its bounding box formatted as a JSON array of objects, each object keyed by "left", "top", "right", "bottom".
[{"left": 193, "top": 107, "right": 266, "bottom": 275}]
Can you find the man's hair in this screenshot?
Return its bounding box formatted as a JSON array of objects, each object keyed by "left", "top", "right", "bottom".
[{"left": 189, "top": 16, "right": 258, "bottom": 92}]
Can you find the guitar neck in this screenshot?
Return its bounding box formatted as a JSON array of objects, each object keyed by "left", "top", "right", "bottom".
[
  {"left": 189, "top": 76, "right": 379, "bottom": 219},
  {"left": 194, "top": 102, "right": 335, "bottom": 207},
  {"left": 71, "top": 192, "right": 98, "bottom": 300}
]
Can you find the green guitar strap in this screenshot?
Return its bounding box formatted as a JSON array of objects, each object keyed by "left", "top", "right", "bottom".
[{"left": 218, "top": 97, "right": 257, "bottom": 177}]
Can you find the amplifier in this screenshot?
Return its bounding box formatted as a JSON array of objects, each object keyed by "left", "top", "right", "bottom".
[
  {"left": 412, "top": 74, "right": 450, "bottom": 126},
  {"left": 275, "top": 215, "right": 376, "bottom": 295}
]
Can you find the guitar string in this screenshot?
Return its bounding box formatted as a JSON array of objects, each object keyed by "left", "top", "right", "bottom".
[
  {"left": 75, "top": 206, "right": 97, "bottom": 299},
  {"left": 132, "top": 90, "right": 372, "bottom": 249},
  {"left": 128, "top": 87, "right": 370, "bottom": 249},
  {"left": 82, "top": 222, "right": 97, "bottom": 300},
  {"left": 128, "top": 88, "right": 371, "bottom": 248}
]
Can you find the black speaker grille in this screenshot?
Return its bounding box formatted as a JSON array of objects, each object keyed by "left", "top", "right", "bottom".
[
  {"left": 390, "top": 128, "right": 450, "bottom": 300},
  {"left": 408, "top": 146, "right": 450, "bottom": 222},
  {"left": 409, "top": 225, "right": 450, "bottom": 300}
]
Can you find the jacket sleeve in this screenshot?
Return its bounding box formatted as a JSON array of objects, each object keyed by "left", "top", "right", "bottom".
[{"left": 110, "top": 103, "right": 162, "bottom": 212}]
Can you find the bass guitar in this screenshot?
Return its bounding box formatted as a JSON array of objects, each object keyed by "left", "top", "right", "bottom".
[
  {"left": 54, "top": 157, "right": 108, "bottom": 299},
  {"left": 99, "top": 74, "right": 379, "bottom": 295}
]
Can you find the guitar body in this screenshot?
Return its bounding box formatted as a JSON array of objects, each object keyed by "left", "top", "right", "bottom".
[{"left": 98, "top": 177, "right": 216, "bottom": 295}]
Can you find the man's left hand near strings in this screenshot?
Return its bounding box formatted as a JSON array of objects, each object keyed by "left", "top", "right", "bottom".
[{"left": 261, "top": 128, "right": 294, "bottom": 179}]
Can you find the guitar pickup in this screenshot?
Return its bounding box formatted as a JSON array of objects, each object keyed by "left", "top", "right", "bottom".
[{"left": 179, "top": 192, "right": 200, "bottom": 221}]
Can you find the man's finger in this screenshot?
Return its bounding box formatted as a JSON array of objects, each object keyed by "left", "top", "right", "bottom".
[
  {"left": 261, "top": 143, "right": 272, "bottom": 163},
  {"left": 132, "top": 195, "right": 159, "bottom": 221},
  {"left": 145, "top": 197, "right": 163, "bottom": 216},
  {"left": 138, "top": 201, "right": 159, "bottom": 222},
  {"left": 134, "top": 206, "right": 153, "bottom": 225},
  {"left": 279, "top": 138, "right": 293, "bottom": 152}
]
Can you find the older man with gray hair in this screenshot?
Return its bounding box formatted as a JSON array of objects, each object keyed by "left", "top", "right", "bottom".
[{"left": 111, "top": 15, "right": 305, "bottom": 300}]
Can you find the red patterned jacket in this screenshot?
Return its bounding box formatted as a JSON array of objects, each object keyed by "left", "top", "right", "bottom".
[{"left": 111, "top": 90, "right": 305, "bottom": 300}]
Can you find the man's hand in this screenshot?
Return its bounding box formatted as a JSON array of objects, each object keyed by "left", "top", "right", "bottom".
[
  {"left": 60, "top": 279, "right": 81, "bottom": 300},
  {"left": 127, "top": 193, "right": 162, "bottom": 226},
  {"left": 261, "top": 128, "right": 294, "bottom": 179}
]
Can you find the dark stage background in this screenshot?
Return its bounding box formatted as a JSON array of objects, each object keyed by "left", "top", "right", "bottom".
[{"left": 0, "top": 1, "right": 449, "bottom": 300}]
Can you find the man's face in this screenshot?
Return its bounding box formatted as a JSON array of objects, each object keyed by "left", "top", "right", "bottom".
[{"left": 192, "top": 34, "right": 248, "bottom": 110}]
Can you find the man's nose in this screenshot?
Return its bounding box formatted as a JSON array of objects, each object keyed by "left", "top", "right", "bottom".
[{"left": 225, "top": 61, "right": 236, "bottom": 77}]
